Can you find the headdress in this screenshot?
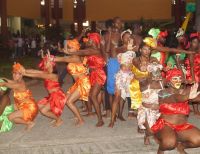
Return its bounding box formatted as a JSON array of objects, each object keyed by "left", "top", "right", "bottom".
[
  {"left": 38, "top": 54, "right": 55, "bottom": 71},
  {"left": 12, "top": 62, "right": 24, "bottom": 74},
  {"left": 143, "top": 37, "right": 157, "bottom": 48},
  {"left": 117, "top": 51, "right": 136, "bottom": 65},
  {"left": 67, "top": 39, "right": 80, "bottom": 51},
  {"left": 87, "top": 33, "right": 101, "bottom": 46},
  {"left": 166, "top": 68, "right": 182, "bottom": 82},
  {"left": 121, "top": 29, "right": 132, "bottom": 40},
  {"left": 148, "top": 28, "right": 160, "bottom": 39}
]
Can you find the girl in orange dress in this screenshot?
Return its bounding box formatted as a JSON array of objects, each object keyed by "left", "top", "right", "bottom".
[
  {"left": 63, "top": 33, "right": 106, "bottom": 127},
  {"left": 22, "top": 52, "right": 66, "bottom": 127},
  {"left": 0, "top": 63, "right": 38, "bottom": 130},
  {"left": 55, "top": 39, "right": 91, "bottom": 126}
]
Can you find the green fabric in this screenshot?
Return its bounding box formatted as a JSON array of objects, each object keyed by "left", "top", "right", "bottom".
[
  {"left": 151, "top": 51, "right": 161, "bottom": 61},
  {"left": 148, "top": 28, "right": 160, "bottom": 39},
  {"left": 166, "top": 53, "right": 186, "bottom": 69},
  {"left": 0, "top": 79, "right": 7, "bottom": 91},
  {"left": 0, "top": 105, "right": 14, "bottom": 132},
  {"left": 186, "top": 3, "right": 196, "bottom": 13}
]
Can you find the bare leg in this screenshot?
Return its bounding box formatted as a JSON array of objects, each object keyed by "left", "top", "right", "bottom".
[
  {"left": 66, "top": 89, "right": 84, "bottom": 126},
  {"left": 8, "top": 110, "right": 34, "bottom": 130},
  {"left": 90, "top": 84, "right": 104, "bottom": 127},
  {"left": 108, "top": 89, "right": 121, "bottom": 128},
  {"left": 40, "top": 104, "right": 62, "bottom": 127},
  {"left": 118, "top": 99, "right": 126, "bottom": 121},
  {"left": 155, "top": 126, "right": 177, "bottom": 154},
  {"left": 177, "top": 127, "right": 200, "bottom": 154}
]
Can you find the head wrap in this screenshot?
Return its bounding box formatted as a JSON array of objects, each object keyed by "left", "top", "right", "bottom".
[
  {"left": 117, "top": 51, "right": 136, "bottom": 65},
  {"left": 166, "top": 68, "right": 182, "bottom": 82},
  {"left": 0, "top": 79, "right": 7, "bottom": 91},
  {"left": 12, "top": 63, "right": 24, "bottom": 74},
  {"left": 190, "top": 32, "right": 200, "bottom": 39},
  {"left": 121, "top": 29, "right": 132, "bottom": 40},
  {"left": 87, "top": 33, "right": 101, "bottom": 46},
  {"left": 158, "top": 30, "right": 168, "bottom": 38},
  {"left": 148, "top": 28, "right": 160, "bottom": 39},
  {"left": 143, "top": 37, "right": 157, "bottom": 48},
  {"left": 38, "top": 55, "right": 55, "bottom": 71},
  {"left": 67, "top": 39, "right": 80, "bottom": 51}
]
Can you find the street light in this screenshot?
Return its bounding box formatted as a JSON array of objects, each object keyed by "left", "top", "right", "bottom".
[{"left": 41, "top": 0, "right": 45, "bottom": 6}]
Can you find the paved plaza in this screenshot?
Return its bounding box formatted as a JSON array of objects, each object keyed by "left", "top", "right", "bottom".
[{"left": 0, "top": 76, "right": 200, "bottom": 154}]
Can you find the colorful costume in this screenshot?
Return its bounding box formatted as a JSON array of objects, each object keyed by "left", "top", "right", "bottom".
[
  {"left": 185, "top": 53, "right": 200, "bottom": 82},
  {"left": 107, "top": 58, "right": 120, "bottom": 95},
  {"left": 151, "top": 102, "right": 193, "bottom": 133},
  {"left": 38, "top": 80, "right": 66, "bottom": 117},
  {"left": 116, "top": 51, "right": 136, "bottom": 100},
  {"left": 0, "top": 105, "right": 14, "bottom": 132},
  {"left": 67, "top": 62, "right": 91, "bottom": 101},
  {"left": 137, "top": 87, "right": 161, "bottom": 130},
  {"left": 14, "top": 90, "right": 38, "bottom": 121},
  {"left": 130, "top": 65, "right": 149, "bottom": 109},
  {"left": 87, "top": 55, "right": 106, "bottom": 86}
]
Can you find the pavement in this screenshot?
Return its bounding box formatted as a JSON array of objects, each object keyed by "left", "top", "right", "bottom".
[{"left": 0, "top": 75, "right": 200, "bottom": 154}]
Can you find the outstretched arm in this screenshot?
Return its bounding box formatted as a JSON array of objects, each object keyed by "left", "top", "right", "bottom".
[
  {"left": 154, "top": 46, "right": 195, "bottom": 54},
  {"left": 0, "top": 81, "right": 20, "bottom": 89},
  {"left": 55, "top": 55, "right": 81, "bottom": 63},
  {"left": 23, "top": 69, "right": 57, "bottom": 81},
  {"left": 64, "top": 48, "right": 101, "bottom": 56}
]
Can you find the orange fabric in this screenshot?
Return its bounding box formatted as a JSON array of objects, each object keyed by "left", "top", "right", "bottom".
[
  {"left": 67, "top": 75, "right": 91, "bottom": 101},
  {"left": 67, "top": 63, "right": 87, "bottom": 76},
  {"left": 13, "top": 63, "right": 24, "bottom": 73},
  {"left": 67, "top": 39, "right": 80, "bottom": 51},
  {"left": 151, "top": 118, "right": 194, "bottom": 133},
  {"left": 14, "top": 90, "right": 38, "bottom": 122}
]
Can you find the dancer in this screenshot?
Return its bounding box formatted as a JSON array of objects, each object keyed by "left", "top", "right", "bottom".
[
  {"left": 22, "top": 52, "right": 66, "bottom": 127},
  {"left": 0, "top": 79, "right": 14, "bottom": 132},
  {"left": 151, "top": 68, "right": 200, "bottom": 154},
  {"left": 137, "top": 62, "right": 163, "bottom": 145},
  {"left": 64, "top": 33, "right": 106, "bottom": 127},
  {"left": 0, "top": 63, "right": 38, "bottom": 130},
  {"left": 55, "top": 39, "right": 91, "bottom": 126},
  {"left": 108, "top": 37, "right": 136, "bottom": 128}
]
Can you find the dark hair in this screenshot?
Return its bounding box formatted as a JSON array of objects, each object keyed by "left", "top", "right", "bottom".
[
  {"left": 113, "top": 17, "right": 121, "bottom": 23},
  {"left": 105, "top": 19, "right": 113, "bottom": 29}
]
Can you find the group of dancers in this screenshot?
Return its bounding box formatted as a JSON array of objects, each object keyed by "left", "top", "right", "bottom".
[{"left": 1, "top": 17, "right": 200, "bottom": 153}]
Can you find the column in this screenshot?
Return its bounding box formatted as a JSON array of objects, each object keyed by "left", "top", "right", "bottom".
[{"left": 0, "top": 0, "right": 8, "bottom": 36}]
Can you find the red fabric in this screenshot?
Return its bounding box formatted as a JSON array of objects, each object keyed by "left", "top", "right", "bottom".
[
  {"left": 44, "top": 79, "right": 60, "bottom": 91},
  {"left": 38, "top": 89, "right": 66, "bottom": 117},
  {"left": 87, "top": 33, "right": 101, "bottom": 46},
  {"left": 151, "top": 118, "right": 194, "bottom": 133},
  {"left": 158, "top": 31, "right": 168, "bottom": 38},
  {"left": 87, "top": 55, "right": 106, "bottom": 86},
  {"left": 38, "top": 55, "right": 55, "bottom": 71},
  {"left": 160, "top": 102, "right": 190, "bottom": 115},
  {"left": 190, "top": 32, "right": 200, "bottom": 39},
  {"left": 87, "top": 55, "right": 106, "bottom": 69},
  {"left": 166, "top": 68, "right": 182, "bottom": 82},
  {"left": 185, "top": 53, "right": 200, "bottom": 82},
  {"left": 90, "top": 68, "right": 106, "bottom": 86},
  {"left": 38, "top": 79, "right": 66, "bottom": 117}
]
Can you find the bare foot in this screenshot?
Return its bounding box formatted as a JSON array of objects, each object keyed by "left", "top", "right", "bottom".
[
  {"left": 83, "top": 112, "right": 96, "bottom": 117},
  {"left": 118, "top": 116, "right": 126, "bottom": 121},
  {"left": 102, "top": 111, "right": 111, "bottom": 118},
  {"left": 128, "top": 113, "right": 135, "bottom": 120},
  {"left": 96, "top": 120, "right": 104, "bottom": 127},
  {"left": 75, "top": 120, "right": 84, "bottom": 127},
  {"left": 26, "top": 121, "right": 35, "bottom": 131},
  {"left": 194, "top": 111, "right": 200, "bottom": 117},
  {"left": 108, "top": 122, "right": 114, "bottom": 128},
  {"left": 157, "top": 149, "right": 164, "bottom": 154},
  {"left": 144, "top": 135, "right": 150, "bottom": 145},
  {"left": 50, "top": 119, "right": 56, "bottom": 125},
  {"left": 53, "top": 119, "right": 63, "bottom": 127},
  {"left": 177, "top": 143, "right": 188, "bottom": 154}
]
